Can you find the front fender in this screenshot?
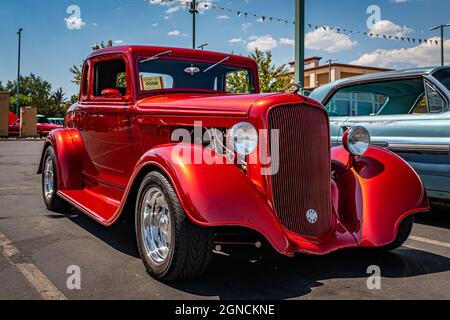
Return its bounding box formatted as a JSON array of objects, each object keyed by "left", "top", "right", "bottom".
[
  {"left": 130, "top": 143, "right": 294, "bottom": 256},
  {"left": 331, "top": 146, "right": 429, "bottom": 247},
  {"left": 37, "top": 128, "right": 84, "bottom": 190}
]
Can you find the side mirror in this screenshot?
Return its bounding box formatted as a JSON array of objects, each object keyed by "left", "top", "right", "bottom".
[{"left": 101, "top": 88, "right": 123, "bottom": 99}]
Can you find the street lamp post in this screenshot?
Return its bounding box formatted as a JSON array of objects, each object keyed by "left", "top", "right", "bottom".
[
  {"left": 295, "top": 0, "right": 305, "bottom": 90},
  {"left": 16, "top": 28, "right": 23, "bottom": 116},
  {"left": 190, "top": 0, "right": 198, "bottom": 49},
  {"left": 430, "top": 24, "right": 450, "bottom": 66},
  {"left": 326, "top": 59, "right": 337, "bottom": 83}
]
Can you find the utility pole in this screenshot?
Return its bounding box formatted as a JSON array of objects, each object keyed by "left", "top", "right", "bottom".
[
  {"left": 430, "top": 24, "right": 450, "bottom": 66},
  {"left": 326, "top": 59, "right": 337, "bottom": 83},
  {"left": 16, "top": 28, "right": 23, "bottom": 116},
  {"left": 190, "top": 0, "right": 198, "bottom": 49},
  {"left": 295, "top": 0, "right": 305, "bottom": 91},
  {"left": 197, "top": 43, "right": 208, "bottom": 50}
]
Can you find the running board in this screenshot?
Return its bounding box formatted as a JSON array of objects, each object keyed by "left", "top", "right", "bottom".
[{"left": 58, "top": 187, "right": 122, "bottom": 226}]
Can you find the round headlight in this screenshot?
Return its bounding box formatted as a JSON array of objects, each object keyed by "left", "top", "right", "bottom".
[
  {"left": 228, "top": 122, "right": 258, "bottom": 156},
  {"left": 343, "top": 126, "right": 371, "bottom": 156}
]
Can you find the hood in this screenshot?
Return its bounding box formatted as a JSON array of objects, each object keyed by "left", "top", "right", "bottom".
[{"left": 136, "top": 93, "right": 279, "bottom": 117}]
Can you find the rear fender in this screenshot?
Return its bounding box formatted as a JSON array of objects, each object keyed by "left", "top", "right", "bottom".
[
  {"left": 37, "top": 128, "right": 84, "bottom": 190},
  {"left": 331, "top": 146, "right": 429, "bottom": 247},
  {"left": 129, "top": 143, "right": 294, "bottom": 256}
]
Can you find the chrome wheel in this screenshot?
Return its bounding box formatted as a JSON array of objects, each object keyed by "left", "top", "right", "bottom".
[
  {"left": 43, "top": 157, "right": 54, "bottom": 200},
  {"left": 140, "top": 187, "right": 172, "bottom": 266}
]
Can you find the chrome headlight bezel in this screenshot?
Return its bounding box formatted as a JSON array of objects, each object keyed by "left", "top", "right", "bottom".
[
  {"left": 228, "top": 122, "right": 258, "bottom": 156},
  {"left": 343, "top": 126, "right": 371, "bottom": 156}
]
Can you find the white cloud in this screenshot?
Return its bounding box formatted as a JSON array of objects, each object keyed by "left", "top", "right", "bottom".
[
  {"left": 228, "top": 38, "right": 244, "bottom": 43},
  {"left": 391, "top": 0, "right": 408, "bottom": 3},
  {"left": 168, "top": 30, "right": 181, "bottom": 36},
  {"left": 197, "top": 2, "right": 213, "bottom": 13},
  {"left": 165, "top": 6, "right": 180, "bottom": 14},
  {"left": 305, "top": 28, "right": 357, "bottom": 52},
  {"left": 168, "top": 30, "right": 187, "bottom": 37},
  {"left": 246, "top": 35, "right": 278, "bottom": 51},
  {"left": 113, "top": 40, "right": 124, "bottom": 45},
  {"left": 152, "top": 23, "right": 159, "bottom": 27},
  {"left": 92, "top": 22, "right": 97, "bottom": 27},
  {"left": 351, "top": 37, "right": 450, "bottom": 68},
  {"left": 65, "top": 15, "right": 86, "bottom": 30},
  {"left": 241, "top": 22, "right": 252, "bottom": 31},
  {"left": 369, "top": 20, "right": 413, "bottom": 38},
  {"left": 216, "top": 15, "right": 230, "bottom": 20},
  {"left": 279, "top": 38, "right": 295, "bottom": 46}
]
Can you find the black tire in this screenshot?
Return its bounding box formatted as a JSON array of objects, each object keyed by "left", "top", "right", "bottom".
[
  {"left": 381, "top": 215, "right": 414, "bottom": 251},
  {"left": 41, "top": 146, "right": 70, "bottom": 211},
  {"left": 135, "top": 171, "right": 214, "bottom": 281}
]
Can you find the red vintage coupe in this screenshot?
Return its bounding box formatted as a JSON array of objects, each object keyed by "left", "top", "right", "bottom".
[
  {"left": 9, "top": 115, "right": 62, "bottom": 137},
  {"left": 38, "top": 46, "right": 429, "bottom": 281}
]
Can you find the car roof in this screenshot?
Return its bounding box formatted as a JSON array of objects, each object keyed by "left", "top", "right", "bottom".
[
  {"left": 309, "top": 66, "right": 450, "bottom": 102},
  {"left": 326, "top": 66, "right": 448, "bottom": 87},
  {"left": 87, "top": 45, "right": 256, "bottom": 65}
]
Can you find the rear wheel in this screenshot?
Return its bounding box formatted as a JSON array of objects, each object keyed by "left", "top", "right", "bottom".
[
  {"left": 381, "top": 215, "right": 414, "bottom": 251},
  {"left": 41, "top": 146, "right": 69, "bottom": 211},
  {"left": 135, "top": 171, "right": 214, "bottom": 281}
]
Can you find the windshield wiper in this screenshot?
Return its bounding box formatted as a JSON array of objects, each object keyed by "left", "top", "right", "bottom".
[
  {"left": 139, "top": 50, "right": 172, "bottom": 64},
  {"left": 203, "top": 56, "right": 230, "bottom": 73}
]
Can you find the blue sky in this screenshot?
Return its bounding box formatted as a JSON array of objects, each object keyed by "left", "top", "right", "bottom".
[{"left": 0, "top": 0, "right": 449, "bottom": 96}]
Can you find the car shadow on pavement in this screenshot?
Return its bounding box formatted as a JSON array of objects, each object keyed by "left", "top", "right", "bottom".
[
  {"left": 415, "top": 203, "right": 450, "bottom": 229},
  {"left": 168, "top": 247, "right": 450, "bottom": 299},
  {"left": 46, "top": 208, "right": 140, "bottom": 258},
  {"left": 49, "top": 208, "right": 450, "bottom": 300}
]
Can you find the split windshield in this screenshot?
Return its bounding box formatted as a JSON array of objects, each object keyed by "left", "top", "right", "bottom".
[{"left": 137, "top": 58, "right": 256, "bottom": 94}]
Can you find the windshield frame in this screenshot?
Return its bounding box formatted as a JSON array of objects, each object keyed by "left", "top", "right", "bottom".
[{"left": 134, "top": 54, "right": 258, "bottom": 97}]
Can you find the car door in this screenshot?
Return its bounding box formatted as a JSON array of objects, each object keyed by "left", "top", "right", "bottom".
[
  {"left": 82, "top": 54, "right": 139, "bottom": 188},
  {"left": 340, "top": 76, "right": 450, "bottom": 200}
]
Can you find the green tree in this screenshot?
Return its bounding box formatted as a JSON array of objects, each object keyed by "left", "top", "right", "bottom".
[
  {"left": 5, "top": 74, "right": 68, "bottom": 117},
  {"left": 70, "top": 40, "right": 114, "bottom": 86},
  {"left": 68, "top": 94, "right": 79, "bottom": 105},
  {"left": 227, "top": 48, "right": 293, "bottom": 93},
  {"left": 48, "top": 88, "right": 68, "bottom": 117}
]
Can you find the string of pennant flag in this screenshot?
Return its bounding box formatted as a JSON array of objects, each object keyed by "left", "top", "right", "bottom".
[{"left": 145, "top": 0, "right": 441, "bottom": 46}]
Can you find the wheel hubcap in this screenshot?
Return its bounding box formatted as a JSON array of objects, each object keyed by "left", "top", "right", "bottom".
[
  {"left": 43, "top": 157, "right": 54, "bottom": 200},
  {"left": 140, "top": 187, "right": 172, "bottom": 266}
]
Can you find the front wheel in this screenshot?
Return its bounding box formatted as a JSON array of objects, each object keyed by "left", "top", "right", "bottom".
[
  {"left": 41, "top": 146, "right": 69, "bottom": 211},
  {"left": 381, "top": 215, "right": 414, "bottom": 251},
  {"left": 135, "top": 171, "right": 214, "bottom": 281}
]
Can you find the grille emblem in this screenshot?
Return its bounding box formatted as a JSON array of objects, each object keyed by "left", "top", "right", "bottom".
[{"left": 306, "top": 209, "right": 318, "bottom": 224}]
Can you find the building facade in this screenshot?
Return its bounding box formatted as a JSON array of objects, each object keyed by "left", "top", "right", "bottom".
[{"left": 289, "top": 57, "right": 392, "bottom": 91}]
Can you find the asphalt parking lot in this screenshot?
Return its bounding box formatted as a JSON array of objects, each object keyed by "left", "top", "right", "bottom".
[{"left": 0, "top": 140, "right": 449, "bottom": 300}]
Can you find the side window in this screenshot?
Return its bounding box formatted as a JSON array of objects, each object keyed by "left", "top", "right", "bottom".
[
  {"left": 326, "top": 78, "right": 425, "bottom": 117},
  {"left": 82, "top": 64, "right": 89, "bottom": 97},
  {"left": 94, "top": 59, "right": 127, "bottom": 97},
  {"left": 411, "top": 95, "right": 427, "bottom": 114},
  {"left": 425, "top": 82, "right": 446, "bottom": 113},
  {"left": 325, "top": 92, "right": 388, "bottom": 117}
]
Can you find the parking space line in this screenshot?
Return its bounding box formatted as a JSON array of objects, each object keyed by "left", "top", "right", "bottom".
[
  {"left": 409, "top": 236, "right": 450, "bottom": 249},
  {"left": 0, "top": 187, "right": 36, "bottom": 190},
  {"left": 0, "top": 232, "right": 67, "bottom": 300}
]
